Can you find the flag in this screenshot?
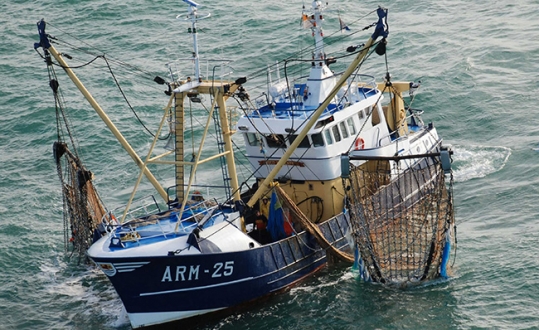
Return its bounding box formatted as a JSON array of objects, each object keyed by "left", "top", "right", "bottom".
[
  {"left": 301, "top": 14, "right": 313, "bottom": 29},
  {"left": 339, "top": 16, "right": 350, "bottom": 32},
  {"left": 267, "top": 190, "right": 286, "bottom": 241}
]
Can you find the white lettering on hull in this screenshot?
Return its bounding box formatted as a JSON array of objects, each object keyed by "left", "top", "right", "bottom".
[{"left": 161, "top": 262, "right": 233, "bottom": 282}]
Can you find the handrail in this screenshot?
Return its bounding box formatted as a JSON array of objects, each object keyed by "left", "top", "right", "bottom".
[
  {"left": 104, "top": 199, "right": 221, "bottom": 246},
  {"left": 348, "top": 150, "right": 452, "bottom": 161}
]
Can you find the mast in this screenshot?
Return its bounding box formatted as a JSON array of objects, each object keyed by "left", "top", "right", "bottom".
[
  {"left": 185, "top": 0, "right": 205, "bottom": 82},
  {"left": 246, "top": 7, "right": 389, "bottom": 207},
  {"left": 173, "top": 0, "right": 211, "bottom": 202},
  {"left": 216, "top": 89, "right": 241, "bottom": 203},
  {"left": 172, "top": 0, "right": 241, "bottom": 209},
  {"left": 173, "top": 0, "right": 209, "bottom": 94},
  {"left": 311, "top": 1, "right": 327, "bottom": 66}
]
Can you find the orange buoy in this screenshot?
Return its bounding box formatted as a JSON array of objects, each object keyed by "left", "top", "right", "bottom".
[{"left": 354, "top": 137, "right": 365, "bottom": 150}]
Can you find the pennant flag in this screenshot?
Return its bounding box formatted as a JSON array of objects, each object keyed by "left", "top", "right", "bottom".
[
  {"left": 339, "top": 16, "right": 350, "bottom": 32},
  {"left": 301, "top": 14, "right": 313, "bottom": 29}
]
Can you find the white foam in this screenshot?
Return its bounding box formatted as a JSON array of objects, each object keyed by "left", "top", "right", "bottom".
[
  {"left": 451, "top": 145, "right": 511, "bottom": 182},
  {"left": 38, "top": 256, "right": 129, "bottom": 328}
]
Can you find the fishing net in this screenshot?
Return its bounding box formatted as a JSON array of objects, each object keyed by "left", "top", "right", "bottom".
[
  {"left": 54, "top": 142, "right": 106, "bottom": 264},
  {"left": 344, "top": 158, "right": 455, "bottom": 285},
  {"left": 273, "top": 186, "right": 354, "bottom": 263},
  {"left": 44, "top": 54, "right": 107, "bottom": 264}
]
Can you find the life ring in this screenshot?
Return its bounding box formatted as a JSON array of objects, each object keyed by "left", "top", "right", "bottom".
[{"left": 354, "top": 137, "right": 365, "bottom": 150}]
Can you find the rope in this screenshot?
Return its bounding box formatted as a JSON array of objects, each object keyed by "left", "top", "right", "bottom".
[
  {"left": 102, "top": 55, "right": 169, "bottom": 140},
  {"left": 275, "top": 186, "right": 354, "bottom": 263}
]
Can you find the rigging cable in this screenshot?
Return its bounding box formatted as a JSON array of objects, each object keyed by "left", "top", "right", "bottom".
[
  {"left": 37, "top": 44, "right": 170, "bottom": 141},
  {"left": 102, "top": 55, "right": 170, "bottom": 140},
  {"left": 244, "top": 9, "right": 380, "bottom": 90}
]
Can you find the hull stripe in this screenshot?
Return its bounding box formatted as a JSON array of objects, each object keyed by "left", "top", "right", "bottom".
[{"left": 140, "top": 277, "right": 254, "bottom": 296}]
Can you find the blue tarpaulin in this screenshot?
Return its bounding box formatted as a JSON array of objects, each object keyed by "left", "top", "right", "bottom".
[{"left": 267, "top": 190, "right": 286, "bottom": 241}]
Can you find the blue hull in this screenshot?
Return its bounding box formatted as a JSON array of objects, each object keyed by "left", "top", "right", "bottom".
[{"left": 90, "top": 213, "right": 351, "bottom": 327}]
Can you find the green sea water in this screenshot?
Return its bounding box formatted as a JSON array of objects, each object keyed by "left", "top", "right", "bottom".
[{"left": 1, "top": 0, "right": 539, "bottom": 329}]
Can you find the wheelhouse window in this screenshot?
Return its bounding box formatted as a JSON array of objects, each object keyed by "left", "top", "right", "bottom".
[
  {"left": 346, "top": 118, "right": 356, "bottom": 135},
  {"left": 245, "top": 133, "right": 259, "bottom": 146},
  {"left": 366, "top": 106, "right": 373, "bottom": 116},
  {"left": 331, "top": 125, "right": 341, "bottom": 142},
  {"left": 289, "top": 135, "right": 310, "bottom": 148},
  {"left": 311, "top": 133, "right": 324, "bottom": 147},
  {"left": 339, "top": 122, "right": 349, "bottom": 139},
  {"left": 323, "top": 130, "right": 333, "bottom": 145},
  {"left": 358, "top": 109, "right": 364, "bottom": 120},
  {"left": 264, "top": 134, "right": 286, "bottom": 148}
]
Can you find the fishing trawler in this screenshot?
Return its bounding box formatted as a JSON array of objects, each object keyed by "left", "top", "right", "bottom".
[{"left": 35, "top": 0, "right": 455, "bottom": 328}]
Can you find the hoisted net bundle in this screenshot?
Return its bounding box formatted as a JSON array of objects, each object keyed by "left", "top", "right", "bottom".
[
  {"left": 346, "top": 159, "right": 454, "bottom": 285},
  {"left": 54, "top": 142, "right": 106, "bottom": 264}
]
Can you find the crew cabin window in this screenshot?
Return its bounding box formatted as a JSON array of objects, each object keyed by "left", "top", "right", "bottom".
[
  {"left": 366, "top": 106, "right": 373, "bottom": 116},
  {"left": 311, "top": 133, "right": 324, "bottom": 147},
  {"left": 323, "top": 130, "right": 333, "bottom": 145},
  {"left": 346, "top": 118, "right": 356, "bottom": 135},
  {"left": 332, "top": 125, "right": 341, "bottom": 142},
  {"left": 339, "top": 122, "right": 349, "bottom": 139},
  {"left": 264, "top": 134, "right": 286, "bottom": 148},
  {"left": 245, "top": 133, "right": 259, "bottom": 146},
  {"left": 358, "top": 109, "right": 364, "bottom": 120},
  {"left": 289, "top": 135, "right": 310, "bottom": 148}
]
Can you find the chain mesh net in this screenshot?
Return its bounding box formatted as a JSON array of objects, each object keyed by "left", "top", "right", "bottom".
[{"left": 345, "top": 159, "right": 454, "bottom": 285}]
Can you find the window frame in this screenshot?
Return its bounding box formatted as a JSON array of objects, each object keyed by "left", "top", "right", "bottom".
[
  {"left": 245, "top": 132, "right": 259, "bottom": 146},
  {"left": 264, "top": 134, "right": 286, "bottom": 148},
  {"left": 323, "top": 130, "right": 334, "bottom": 145},
  {"left": 346, "top": 117, "right": 356, "bottom": 135},
  {"left": 289, "top": 134, "right": 311, "bottom": 148},
  {"left": 331, "top": 125, "right": 342, "bottom": 142},
  {"left": 311, "top": 133, "right": 325, "bottom": 147},
  {"left": 339, "top": 121, "right": 349, "bottom": 139}
]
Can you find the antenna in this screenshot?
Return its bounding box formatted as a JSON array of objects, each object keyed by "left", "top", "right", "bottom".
[
  {"left": 305, "top": 0, "right": 327, "bottom": 66},
  {"left": 177, "top": 0, "right": 211, "bottom": 83}
]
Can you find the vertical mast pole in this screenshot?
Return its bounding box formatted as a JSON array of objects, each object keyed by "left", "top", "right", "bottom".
[
  {"left": 174, "top": 92, "right": 186, "bottom": 203},
  {"left": 174, "top": 0, "right": 207, "bottom": 202},
  {"left": 187, "top": 1, "right": 201, "bottom": 81},
  {"left": 312, "top": 1, "right": 326, "bottom": 65}
]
